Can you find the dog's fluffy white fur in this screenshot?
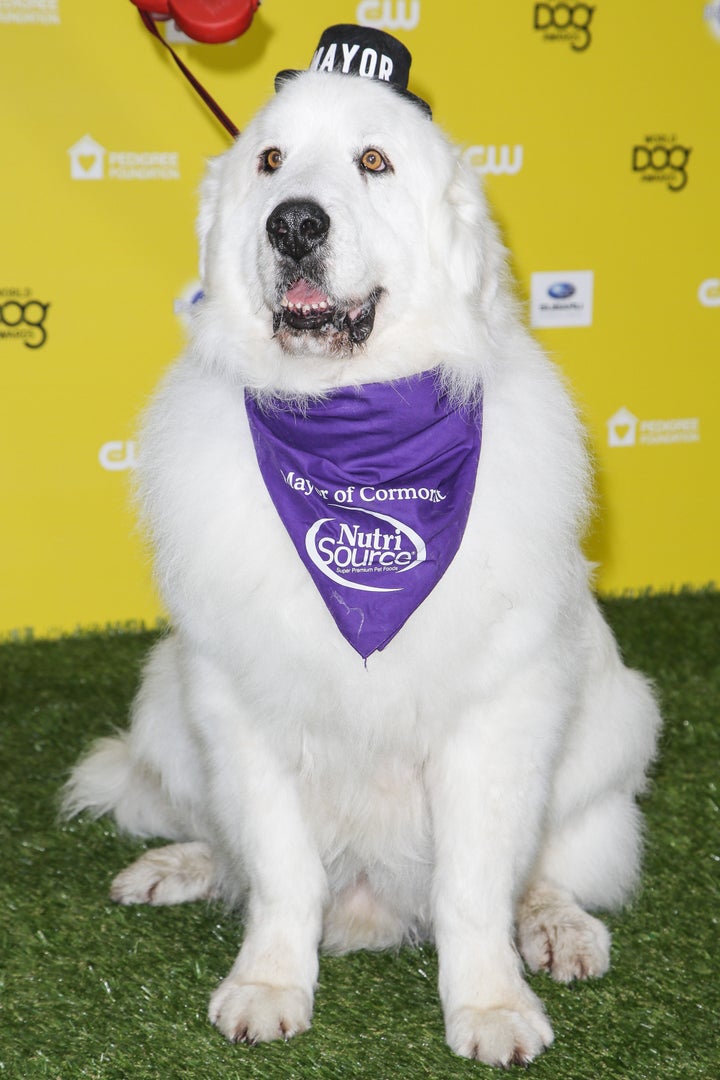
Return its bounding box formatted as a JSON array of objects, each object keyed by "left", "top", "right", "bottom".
[{"left": 63, "top": 71, "right": 660, "bottom": 1067}]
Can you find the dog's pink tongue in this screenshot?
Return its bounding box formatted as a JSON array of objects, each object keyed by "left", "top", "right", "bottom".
[{"left": 285, "top": 279, "right": 330, "bottom": 307}]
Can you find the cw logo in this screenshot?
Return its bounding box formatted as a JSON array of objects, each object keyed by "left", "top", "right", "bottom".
[
  {"left": 698, "top": 279, "right": 720, "bottom": 307},
  {"left": 533, "top": 3, "right": 595, "bottom": 51},
  {"left": 99, "top": 441, "right": 137, "bottom": 471},
  {"left": 356, "top": 0, "right": 420, "bottom": 30},
  {"left": 463, "top": 145, "right": 523, "bottom": 176}
]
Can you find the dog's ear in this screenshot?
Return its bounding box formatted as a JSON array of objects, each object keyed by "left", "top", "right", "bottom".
[
  {"left": 197, "top": 155, "right": 224, "bottom": 286},
  {"left": 443, "top": 159, "right": 508, "bottom": 320}
]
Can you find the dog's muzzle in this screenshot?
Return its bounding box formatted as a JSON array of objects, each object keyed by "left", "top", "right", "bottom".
[{"left": 267, "top": 198, "right": 380, "bottom": 345}]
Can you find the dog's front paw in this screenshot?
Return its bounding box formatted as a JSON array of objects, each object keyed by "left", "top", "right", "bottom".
[
  {"left": 209, "top": 980, "right": 312, "bottom": 1044},
  {"left": 445, "top": 997, "right": 554, "bottom": 1067}
]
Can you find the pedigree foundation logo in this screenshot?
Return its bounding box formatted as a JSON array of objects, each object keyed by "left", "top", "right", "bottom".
[
  {"left": 533, "top": 3, "right": 595, "bottom": 52},
  {"left": 0, "top": 0, "right": 59, "bottom": 24},
  {"left": 68, "top": 135, "right": 180, "bottom": 182},
  {"left": 632, "top": 135, "right": 692, "bottom": 193},
  {"left": 0, "top": 287, "right": 50, "bottom": 349},
  {"left": 356, "top": 0, "right": 420, "bottom": 30},
  {"left": 463, "top": 145, "right": 524, "bottom": 176},
  {"left": 607, "top": 408, "right": 700, "bottom": 448}
]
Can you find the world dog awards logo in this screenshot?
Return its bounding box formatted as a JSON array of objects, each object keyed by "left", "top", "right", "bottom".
[
  {"left": 632, "top": 135, "right": 692, "bottom": 192},
  {"left": 0, "top": 288, "right": 50, "bottom": 349},
  {"left": 533, "top": 3, "right": 595, "bottom": 51},
  {"left": 68, "top": 135, "right": 180, "bottom": 181}
]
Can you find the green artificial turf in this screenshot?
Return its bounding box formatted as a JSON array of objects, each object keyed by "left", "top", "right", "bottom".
[{"left": 1, "top": 591, "right": 718, "bottom": 1079}]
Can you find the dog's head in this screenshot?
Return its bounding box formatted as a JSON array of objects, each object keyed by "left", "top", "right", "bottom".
[{"left": 194, "top": 71, "right": 511, "bottom": 398}]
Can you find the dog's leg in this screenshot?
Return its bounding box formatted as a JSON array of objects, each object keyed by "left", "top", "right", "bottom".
[
  {"left": 515, "top": 602, "right": 659, "bottom": 985},
  {"left": 206, "top": 760, "right": 327, "bottom": 1045},
  {"left": 426, "top": 664, "right": 561, "bottom": 1067},
  {"left": 183, "top": 653, "right": 327, "bottom": 1046},
  {"left": 516, "top": 787, "right": 646, "bottom": 983},
  {"left": 206, "top": 773, "right": 327, "bottom": 1044}
]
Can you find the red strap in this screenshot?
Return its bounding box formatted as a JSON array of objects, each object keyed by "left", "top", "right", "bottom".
[{"left": 138, "top": 10, "right": 240, "bottom": 139}]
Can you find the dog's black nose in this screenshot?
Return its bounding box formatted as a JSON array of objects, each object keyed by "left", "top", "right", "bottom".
[{"left": 266, "top": 199, "right": 330, "bottom": 261}]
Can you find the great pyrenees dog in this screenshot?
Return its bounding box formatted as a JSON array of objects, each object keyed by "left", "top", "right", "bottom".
[{"left": 64, "top": 26, "right": 660, "bottom": 1068}]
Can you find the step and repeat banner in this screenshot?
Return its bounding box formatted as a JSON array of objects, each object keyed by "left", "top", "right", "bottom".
[{"left": 1, "top": 2, "right": 718, "bottom": 636}]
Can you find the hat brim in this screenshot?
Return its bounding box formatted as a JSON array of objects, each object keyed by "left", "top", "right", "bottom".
[{"left": 274, "top": 69, "right": 432, "bottom": 118}]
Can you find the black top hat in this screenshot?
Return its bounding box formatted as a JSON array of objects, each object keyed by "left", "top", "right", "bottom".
[{"left": 275, "top": 23, "right": 432, "bottom": 118}]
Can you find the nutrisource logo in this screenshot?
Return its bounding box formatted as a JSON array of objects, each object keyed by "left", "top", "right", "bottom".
[{"left": 306, "top": 505, "right": 426, "bottom": 592}]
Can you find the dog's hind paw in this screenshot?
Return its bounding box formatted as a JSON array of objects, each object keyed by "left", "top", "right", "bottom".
[
  {"left": 110, "top": 841, "right": 217, "bottom": 906},
  {"left": 445, "top": 1002, "right": 554, "bottom": 1067},
  {"left": 209, "top": 980, "right": 312, "bottom": 1044},
  {"left": 517, "top": 884, "right": 611, "bottom": 983}
]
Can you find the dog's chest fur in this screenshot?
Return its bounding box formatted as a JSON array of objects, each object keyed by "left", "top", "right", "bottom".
[{"left": 141, "top": 360, "right": 556, "bottom": 708}]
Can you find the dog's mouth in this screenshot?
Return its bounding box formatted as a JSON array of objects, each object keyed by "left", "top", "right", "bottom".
[{"left": 272, "top": 279, "right": 381, "bottom": 346}]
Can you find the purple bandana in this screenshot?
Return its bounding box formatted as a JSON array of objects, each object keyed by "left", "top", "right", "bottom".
[{"left": 245, "top": 370, "right": 482, "bottom": 659}]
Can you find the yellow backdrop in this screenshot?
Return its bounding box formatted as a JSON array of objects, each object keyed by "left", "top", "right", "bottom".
[{"left": 2, "top": 1, "right": 718, "bottom": 637}]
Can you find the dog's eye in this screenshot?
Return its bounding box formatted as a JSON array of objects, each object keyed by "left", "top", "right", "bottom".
[
  {"left": 260, "top": 148, "right": 283, "bottom": 173},
  {"left": 358, "top": 148, "right": 390, "bottom": 174}
]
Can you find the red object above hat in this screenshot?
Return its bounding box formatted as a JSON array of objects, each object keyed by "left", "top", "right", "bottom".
[{"left": 130, "top": 0, "right": 259, "bottom": 43}]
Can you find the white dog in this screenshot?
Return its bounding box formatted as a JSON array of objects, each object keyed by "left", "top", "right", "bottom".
[{"left": 63, "top": 30, "right": 660, "bottom": 1068}]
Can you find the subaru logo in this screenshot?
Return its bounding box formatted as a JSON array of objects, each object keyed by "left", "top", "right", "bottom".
[{"left": 548, "top": 281, "right": 576, "bottom": 300}]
